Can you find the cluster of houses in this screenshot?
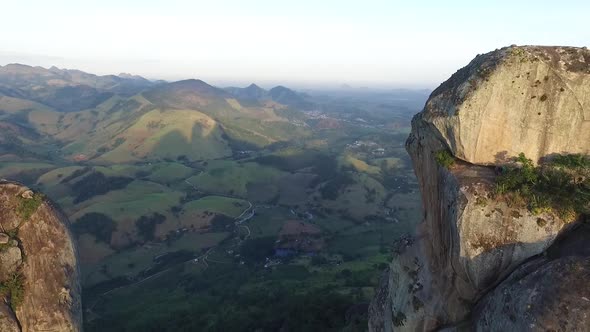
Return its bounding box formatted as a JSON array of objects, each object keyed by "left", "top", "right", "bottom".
[
  {"left": 303, "top": 110, "right": 329, "bottom": 119},
  {"left": 346, "top": 140, "right": 386, "bottom": 156}
]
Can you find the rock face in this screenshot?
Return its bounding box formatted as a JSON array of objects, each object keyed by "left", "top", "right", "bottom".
[
  {"left": 474, "top": 221, "right": 590, "bottom": 331},
  {"left": 423, "top": 46, "right": 590, "bottom": 165},
  {"left": 369, "top": 46, "right": 590, "bottom": 331},
  {"left": 0, "top": 180, "right": 82, "bottom": 332}
]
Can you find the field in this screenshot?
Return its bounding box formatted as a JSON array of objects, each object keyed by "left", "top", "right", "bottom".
[
  {"left": 0, "top": 87, "right": 427, "bottom": 331},
  {"left": 185, "top": 160, "right": 285, "bottom": 199}
]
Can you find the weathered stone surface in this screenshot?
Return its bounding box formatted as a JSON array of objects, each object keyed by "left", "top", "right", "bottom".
[
  {"left": 0, "top": 181, "right": 82, "bottom": 332},
  {"left": 473, "top": 221, "right": 590, "bottom": 331},
  {"left": 373, "top": 112, "right": 575, "bottom": 330},
  {"left": 369, "top": 46, "right": 590, "bottom": 331},
  {"left": 475, "top": 256, "right": 590, "bottom": 331},
  {"left": 21, "top": 190, "right": 34, "bottom": 199},
  {"left": 0, "top": 303, "right": 20, "bottom": 332},
  {"left": 0, "top": 232, "right": 9, "bottom": 244},
  {"left": 422, "top": 46, "right": 590, "bottom": 165},
  {"left": 0, "top": 185, "right": 26, "bottom": 230},
  {"left": 0, "top": 246, "right": 22, "bottom": 280}
]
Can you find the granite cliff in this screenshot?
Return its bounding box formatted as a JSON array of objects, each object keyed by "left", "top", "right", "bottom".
[
  {"left": 0, "top": 180, "right": 82, "bottom": 332},
  {"left": 369, "top": 46, "right": 590, "bottom": 331}
]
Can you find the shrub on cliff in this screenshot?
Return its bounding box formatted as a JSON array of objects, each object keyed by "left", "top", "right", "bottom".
[
  {"left": 17, "top": 193, "right": 44, "bottom": 221},
  {"left": 495, "top": 153, "right": 590, "bottom": 219},
  {"left": 551, "top": 153, "right": 590, "bottom": 169},
  {"left": 0, "top": 272, "right": 25, "bottom": 311},
  {"left": 435, "top": 150, "right": 455, "bottom": 169}
]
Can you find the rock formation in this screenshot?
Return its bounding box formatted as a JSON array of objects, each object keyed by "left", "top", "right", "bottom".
[
  {"left": 0, "top": 180, "right": 82, "bottom": 332},
  {"left": 369, "top": 46, "right": 590, "bottom": 331}
]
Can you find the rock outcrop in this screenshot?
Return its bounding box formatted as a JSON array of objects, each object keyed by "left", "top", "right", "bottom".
[
  {"left": 474, "top": 220, "right": 590, "bottom": 331},
  {"left": 0, "top": 180, "right": 82, "bottom": 332},
  {"left": 369, "top": 46, "right": 590, "bottom": 331},
  {"left": 424, "top": 46, "right": 590, "bottom": 165}
]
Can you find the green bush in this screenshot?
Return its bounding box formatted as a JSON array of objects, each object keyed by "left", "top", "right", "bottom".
[
  {"left": 495, "top": 153, "right": 590, "bottom": 219},
  {"left": 0, "top": 272, "right": 25, "bottom": 311},
  {"left": 435, "top": 150, "right": 455, "bottom": 169},
  {"left": 17, "top": 193, "right": 44, "bottom": 221},
  {"left": 551, "top": 153, "right": 590, "bottom": 169}
]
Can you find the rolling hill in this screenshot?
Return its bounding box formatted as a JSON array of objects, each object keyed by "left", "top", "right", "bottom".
[{"left": 0, "top": 64, "right": 313, "bottom": 164}]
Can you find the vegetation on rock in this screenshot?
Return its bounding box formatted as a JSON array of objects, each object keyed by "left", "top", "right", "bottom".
[
  {"left": 17, "top": 193, "right": 44, "bottom": 221},
  {"left": 495, "top": 153, "right": 590, "bottom": 218},
  {"left": 435, "top": 150, "right": 455, "bottom": 169},
  {"left": 0, "top": 272, "right": 25, "bottom": 311}
]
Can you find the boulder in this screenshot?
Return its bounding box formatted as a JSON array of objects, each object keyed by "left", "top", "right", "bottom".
[
  {"left": 421, "top": 46, "right": 590, "bottom": 165},
  {"left": 0, "top": 246, "right": 22, "bottom": 280},
  {"left": 0, "top": 233, "right": 9, "bottom": 244},
  {"left": 0, "top": 304, "right": 20, "bottom": 332}
]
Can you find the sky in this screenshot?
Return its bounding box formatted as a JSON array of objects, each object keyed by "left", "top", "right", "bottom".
[{"left": 1, "top": 0, "right": 588, "bottom": 88}]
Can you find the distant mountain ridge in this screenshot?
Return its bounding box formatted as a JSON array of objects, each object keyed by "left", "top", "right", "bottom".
[
  {"left": 225, "top": 83, "right": 312, "bottom": 109},
  {"left": 0, "top": 63, "right": 157, "bottom": 112},
  {"left": 0, "top": 63, "right": 312, "bottom": 164},
  {"left": 224, "top": 83, "right": 267, "bottom": 100},
  {"left": 0, "top": 63, "right": 154, "bottom": 91}
]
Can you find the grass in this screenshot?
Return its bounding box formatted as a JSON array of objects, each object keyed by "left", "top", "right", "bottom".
[
  {"left": 37, "top": 166, "right": 85, "bottom": 187},
  {"left": 340, "top": 154, "right": 381, "bottom": 175},
  {"left": 435, "top": 150, "right": 455, "bottom": 169},
  {"left": 77, "top": 233, "right": 115, "bottom": 265},
  {"left": 77, "top": 109, "right": 233, "bottom": 163},
  {"left": 70, "top": 181, "right": 183, "bottom": 219},
  {"left": 182, "top": 196, "right": 249, "bottom": 218},
  {"left": 17, "top": 192, "right": 44, "bottom": 221},
  {"left": 495, "top": 153, "right": 590, "bottom": 219},
  {"left": 0, "top": 162, "right": 55, "bottom": 178},
  {"left": 551, "top": 154, "right": 590, "bottom": 169},
  {"left": 148, "top": 162, "right": 194, "bottom": 184},
  {"left": 245, "top": 207, "right": 289, "bottom": 238},
  {"left": 186, "top": 161, "right": 284, "bottom": 198},
  {"left": 69, "top": 181, "right": 184, "bottom": 243},
  {"left": 318, "top": 173, "right": 386, "bottom": 221},
  {"left": 0, "top": 272, "right": 25, "bottom": 311},
  {"left": 82, "top": 232, "right": 229, "bottom": 287}
]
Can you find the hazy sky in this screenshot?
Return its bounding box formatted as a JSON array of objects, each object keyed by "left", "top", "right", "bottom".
[{"left": 1, "top": 0, "right": 588, "bottom": 88}]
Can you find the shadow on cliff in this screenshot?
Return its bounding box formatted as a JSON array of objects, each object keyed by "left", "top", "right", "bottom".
[
  {"left": 462, "top": 215, "right": 590, "bottom": 330},
  {"left": 493, "top": 150, "right": 510, "bottom": 164},
  {"left": 467, "top": 213, "right": 588, "bottom": 297}
]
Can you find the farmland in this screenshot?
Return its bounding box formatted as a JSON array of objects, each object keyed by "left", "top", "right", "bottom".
[{"left": 0, "top": 83, "right": 426, "bottom": 331}]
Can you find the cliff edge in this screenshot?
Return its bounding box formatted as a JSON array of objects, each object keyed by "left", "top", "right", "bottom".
[
  {"left": 369, "top": 46, "right": 590, "bottom": 331},
  {"left": 0, "top": 180, "right": 82, "bottom": 332}
]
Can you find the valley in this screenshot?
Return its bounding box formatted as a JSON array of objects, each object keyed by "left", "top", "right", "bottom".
[{"left": 0, "top": 64, "right": 427, "bottom": 331}]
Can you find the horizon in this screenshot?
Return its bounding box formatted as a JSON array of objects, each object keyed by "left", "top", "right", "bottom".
[
  {"left": 0, "top": 62, "right": 436, "bottom": 92},
  {"left": 1, "top": 0, "right": 588, "bottom": 88}
]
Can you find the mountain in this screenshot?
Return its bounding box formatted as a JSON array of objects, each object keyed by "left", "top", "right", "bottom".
[
  {"left": 0, "top": 65, "right": 311, "bottom": 163},
  {"left": 0, "top": 180, "right": 81, "bottom": 331},
  {"left": 0, "top": 64, "right": 156, "bottom": 112},
  {"left": 268, "top": 85, "right": 312, "bottom": 109},
  {"left": 225, "top": 84, "right": 313, "bottom": 109},
  {"left": 369, "top": 46, "right": 590, "bottom": 331},
  {"left": 225, "top": 83, "right": 268, "bottom": 101}
]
